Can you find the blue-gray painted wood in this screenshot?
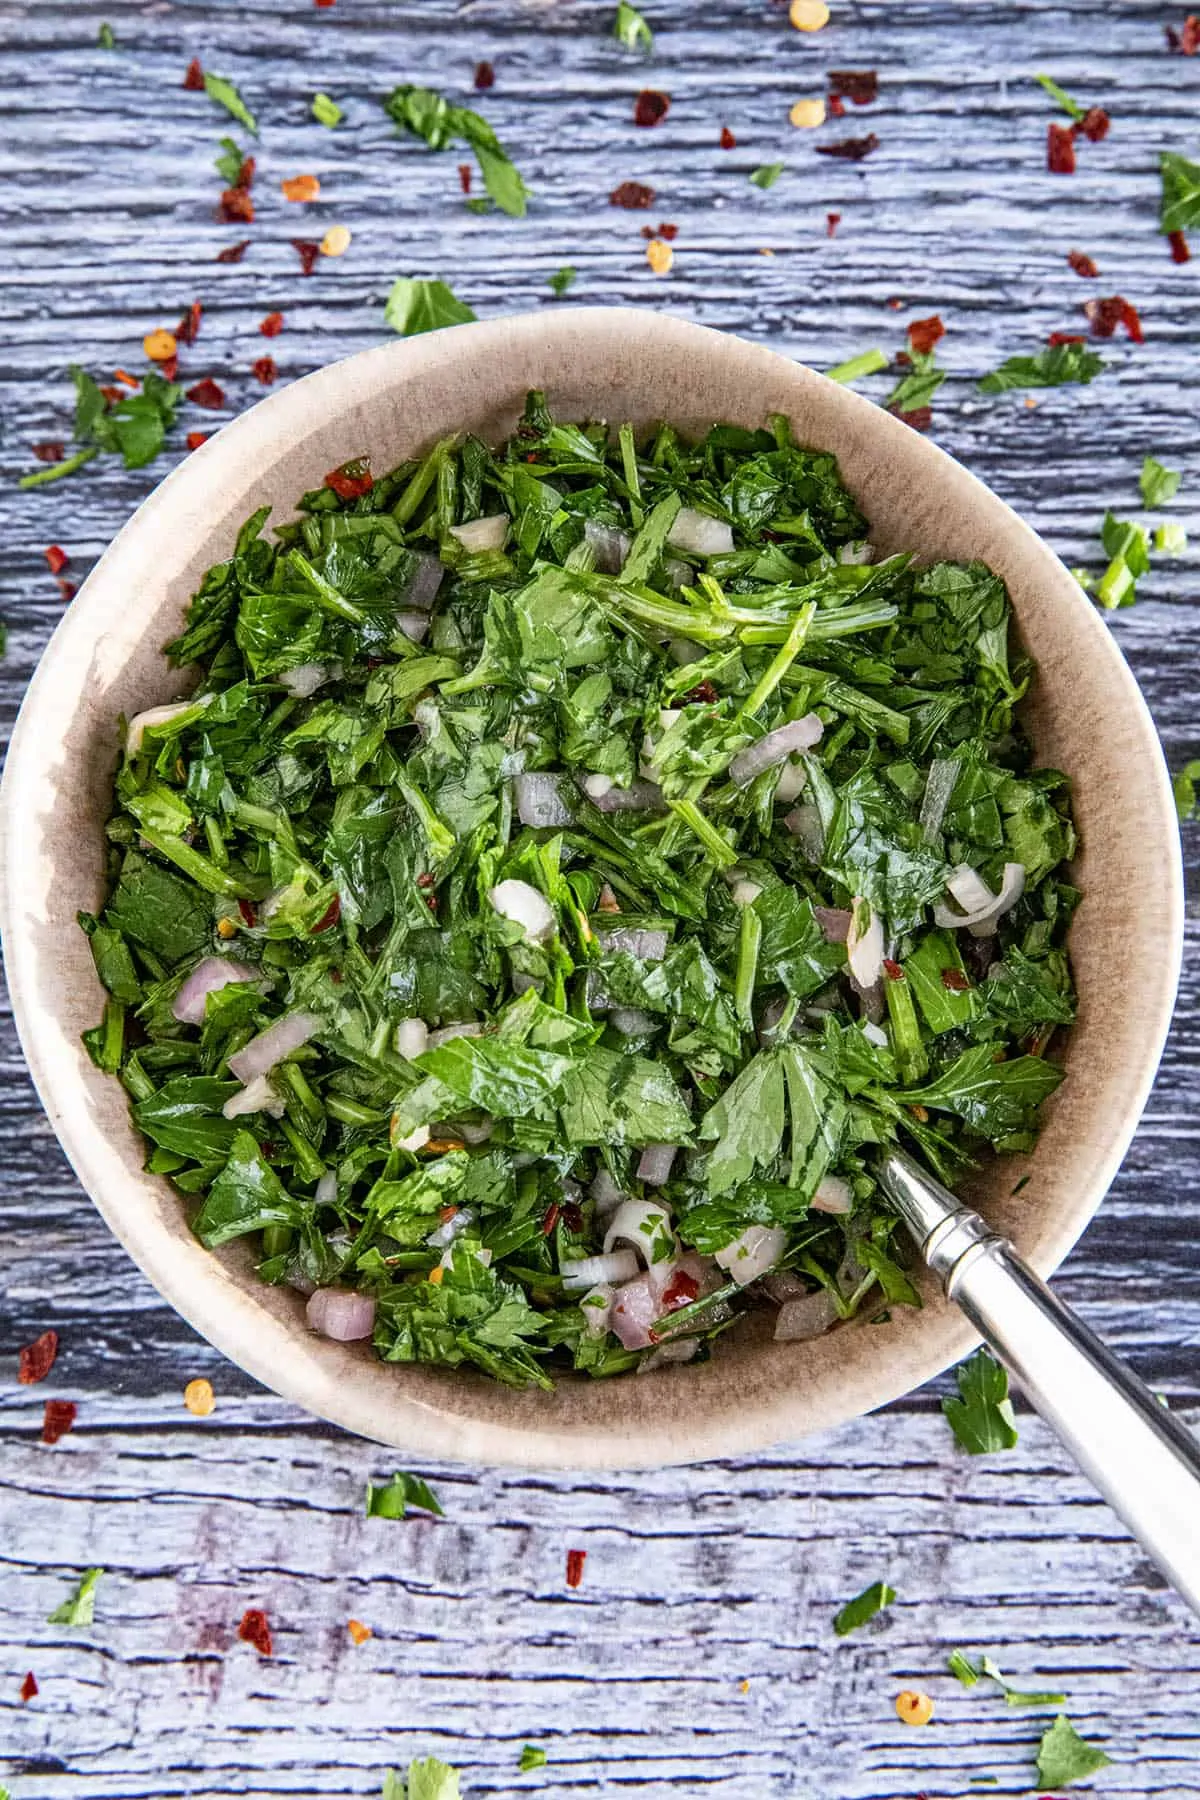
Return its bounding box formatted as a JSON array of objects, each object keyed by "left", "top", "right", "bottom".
[{"left": 1, "top": 2, "right": 1199, "bottom": 1795}]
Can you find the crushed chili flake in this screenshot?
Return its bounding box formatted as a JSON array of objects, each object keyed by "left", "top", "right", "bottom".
[
  {"left": 186, "top": 431, "right": 209, "bottom": 451},
  {"left": 41, "top": 1399, "right": 77, "bottom": 1445},
  {"left": 32, "top": 441, "right": 65, "bottom": 463},
  {"left": 292, "top": 238, "right": 321, "bottom": 275},
  {"left": 720, "top": 124, "right": 736, "bottom": 149},
  {"left": 829, "top": 69, "right": 878, "bottom": 105},
  {"left": 660, "top": 1268, "right": 699, "bottom": 1309},
  {"left": 18, "top": 1330, "right": 58, "bottom": 1385},
  {"left": 1067, "top": 249, "right": 1099, "bottom": 277},
  {"left": 610, "top": 179, "right": 655, "bottom": 209},
  {"left": 311, "top": 894, "right": 342, "bottom": 934},
  {"left": 882, "top": 958, "right": 904, "bottom": 980},
  {"left": 281, "top": 173, "right": 321, "bottom": 203},
  {"left": 259, "top": 311, "right": 284, "bottom": 337},
  {"left": 826, "top": 211, "right": 841, "bottom": 236},
  {"left": 542, "top": 1201, "right": 561, "bottom": 1237},
  {"left": 315, "top": 0, "right": 335, "bottom": 8},
  {"left": 458, "top": 161, "right": 472, "bottom": 194},
  {"left": 562, "top": 1201, "right": 583, "bottom": 1234},
  {"left": 891, "top": 405, "right": 933, "bottom": 432},
  {"left": 827, "top": 94, "right": 846, "bottom": 118},
  {"left": 1169, "top": 229, "right": 1191, "bottom": 264},
  {"left": 44, "top": 545, "right": 69, "bottom": 576},
  {"left": 1047, "top": 122, "right": 1077, "bottom": 174},
  {"left": 160, "top": 353, "right": 179, "bottom": 382},
  {"left": 325, "top": 460, "right": 374, "bottom": 500},
  {"left": 216, "top": 239, "right": 250, "bottom": 263},
  {"left": 633, "top": 89, "right": 670, "bottom": 127},
  {"left": 941, "top": 967, "right": 971, "bottom": 991},
  {"left": 474, "top": 60, "right": 495, "bottom": 90},
  {"left": 20, "top": 1672, "right": 38, "bottom": 1702},
  {"left": 685, "top": 679, "right": 719, "bottom": 704},
  {"left": 182, "top": 57, "right": 204, "bottom": 90},
  {"left": 1079, "top": 106, "right": 1109, "bottom": 142},
  {"left": 1180, "top": 14, "right": 1200, "bottom": 51},
  {"left": 237, "top": 898, "right": 257, "bottom": 926},
  {"left": 815, "top": 134, "right": 880, "bottom": 160},
  {"left": 658, "top": 221, "right": 679, "bottom": 240},
  {"left": 251, "top": 356, "right": 277, "bottom": 386},
  {"left": 112, "top": 368, "right": 140, "bottom": 388},
  {"left": 1047, "top": 330, "right": 1086, "bottom": 345},
  {"left": 235, "top": 155, "right": 256, "bottom": 190},
  {"left": 347, "top": 1618, "right": 372, "bottom": 1645},
  {"left": 219, "top": 186, "right": 255, "bottom": 224},
  {"left": 565, "top": 1549, "right": 587, "bottom": 1588},
  {"left": 187, "top": 377, "right": 225, "bottom": 410},
  {"left": 238, "top": 1608, "right": 273, "bottom": 1657},
  {"left": 1085, "top": 293, "right": 1144, "bottom": 342},
  {"left": 98, "top": 384, "right": 124, "bottom": 405},
  {"left": 57, "top": 579, "right": 77, "bottom": 602},
  {"left": 907, "top": 314, "right": 945, "bottom": 356},
  {"left": 176, "top": 301, "right": 203, "bottom": 346}
]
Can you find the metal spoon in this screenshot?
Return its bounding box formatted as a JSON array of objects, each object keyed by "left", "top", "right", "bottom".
[{"left": 878, "top": 1147, "right": 1200, "bottom": 1617}]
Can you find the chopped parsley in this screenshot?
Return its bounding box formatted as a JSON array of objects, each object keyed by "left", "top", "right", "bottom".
[
  {"left": 1173, "top": 760, "right": 1200, "bottom": 821},
  {"left": 750, "top": 162, "right": 785, "bottom": 189},
  {"left": 1139, "top": 455, "right": 1181, "bottom": 509},
  {"left": 1034, "top": 73, "right": 1085, "bottom": 121},
  {"left": 85, "top": 393, "right": 1076, "bottom": 1389},
  {"left": 312, "top": 91, "right": 343, "bottom": 128},
  {"left": 383, "top": 1760, "right": 462, "bottom": 1800},
  {"left": 385, "top": 278, "right": 478, "bottom": 337},
  {"left": 548, "top": 266, "right": 578, "bottom": 297},
  {"left": 826, "top": 348, "right": 888, "bottom": 383},
  {"left": 942, "top": 1347, "right": 1019, "bottom": 1452},
  {"left": 385, "top": 84, "right": 529, "bottom": 218},
  {"left": 518, "top": 1745, "right": 548, "bottom": 1771},
  {"left": 18, "top": 445, "right": 99, "bottom": 490},
  {"left": 977, "top": 343, "right": 1105, "bottom": 392},
  {"left": 215, "top": 136, "right": 247, "bottom": 185},
  {"left": 886, "top": 350, "right": 945, "bottom": 414},
  {"left": 365, "top": 1471, "right": 445, "bottom": 1519},
  {"left": 203, "top": 71, "right": 258, "bottom": 136},
  {"left": 949, "top": 1651, "right": 1065, "bottom": 1707},
  {"left": 1096, "top": 512, "right": 1151, "bottom": 609},
  {"left": 948, "top": 1647, "right": 981, "bottom": 1685},
  {"left": 833, "top": 1579, "right": 895, "bottom": 1635},
  {"left": 1037, "top": 1715, "right": 1113, "bottom": 1788},
  {"left": 1159, "top": 150, "right": 1200, "bottom": 236},
  {"left": 98, "top": 20, "right": 115, "bottom": 48},
  {"left": 614, "top": 2, "right": 653, "bottom": 53},
  {"left": 48, "top": 1566, "right": 104, "bottom": 1627}
]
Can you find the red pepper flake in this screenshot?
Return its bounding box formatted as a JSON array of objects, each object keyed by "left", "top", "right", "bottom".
[
  {"left": 20, "top": 1672, "right": 38, "bottom": 1703},
  {"left": 186, "top": 431, "right": 209, "bottom": 451},
  {"left": 44, "top": 545, "right": 69, "bottom": 576},
  {"left": 187, "top": 377, "right": 226, "bottom": 410},
  {"left": 1047, "top": 122, "right": 1077, "bottom": 174},
  {"left": 57, "top": 578, "right": 77, "bottom": 602},
  {"left": 542, "top": 1201, "right": 561, "bottom": 1237},
  {"left": 216, "top": 239, "right": 250, "bottom": 264},
  {"left": 238, "top": 898, "right": 257, "bottom": 926},
  {"left": 292, "top": 238, "right": 321, "bottom": 276},
  {"left": 658, "top": 221, "right": 679, "bottom": 241},
  {"left": 18, "top": 1329, "right": 58, "bottom": 1385},
  {"left": 182, "top": 57, "right": 204, "bottom": 90},
  {"left": 98, "top": 384, "right": 125, "bottom": 405},
  {"left": 720, "top": 125, "right": 737, "bottom": 149},
  {"left": 458, "top": 162, "right": 472, "bottom": 194},
  {"left": 474, "top": 60, "right": 495, "bottom": 90},
  {"left": 315, "top": 0, "right": 335, "bottom": 8},
  {"left": 235, "top": 156, "right": 256, "bottom": 191},
  {"left": 941, "top": 967, "right": 971, "bottom": 992},
  {"left": 660, "top": 1269, "right": 699, "bottom": 1309},
  {"left": 826, "top": 211, "right": 841, "bottom": 237},
  {"left": 1079, "top": 106, "right": 1110, "bottom": 142},
  {"left": 1047, "top": 330, "right": 1086, "bottom": 345},
  {"left": 684, "top": 679, "right": 719, "bottom": 704},
  {"left": 112, "top": 368, "right": 140, "bottom": 389},
  {"left": 610, "top": 180, "right": 655, "bottom": 209},
  {"left": 1180, "top": 14, "right": 1200, "bottom": 52},
  {"left": 251, "top": 356, "right": 278, "bottom": 386},
  {"left": 259, "top": 311, "right": 284, "bottom": 338},
  {"left": 160, "top": 353, "right": 179, "bottom": 382},
  {"left": 176, "top": 301, "right": 203, "bottom": 346},
  {"left": 562, "top": 1201, "right": 583, "bottom": 1234},
  {"left": 219, "top": 186, "right": 255, "bottom": 224},
  {"left": 633, "top": 89, "right": 670, "bottom": 128},
  {"left": 32, "top": 441, "right": 65, "bottom": 463},
  {"left": 238, "top": 1608, "right": 273, "bottom": 1656},
  {"left": 324, "top": 459, "right": 374, "bottom": 500},
  {"left": 882, "top": 958, "right": 904, "bottom": 980},
  {"left": 438, "top": 1204, "right": 459, "bottom": 1225},
  {"left": 816, "top": 134, "right": 879, "bottom": 160},
  {"left": 827, "top": 95, "right": 846, "bottom": 118},
  {"left": 1168, "top": 229, "right": 1191, "bottom": 264},
  {"left": 416, "top": 871, "right": 434, "bottom": 888},
  {"left": 565, "top": 1549, "right": 587, "bottom": 1588},
  {"left": 1067, "top": 249, "right": 1099, "bottom": 278},
  {"left": 891, "top": 405, "right": 933, "bottom": 432},
  {"left": 41, "top": 1399, "right": 77, "bottom": 1445},
  {"left": 829, "top": 69, "right": 878, "bottom": 106},
  {"left": 1085, "top": 294, "right": 1144, "bottom": 342},
  {"left": 311, "top": 894, "right": 342, "bottom": 934},
  {"left": 907, "top": 314, "right": 945, "bottom": 356}
]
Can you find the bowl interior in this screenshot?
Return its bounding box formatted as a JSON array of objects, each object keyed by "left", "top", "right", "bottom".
[{"left": 0, "top": 308, "right": 1182, "bottom": 1468}]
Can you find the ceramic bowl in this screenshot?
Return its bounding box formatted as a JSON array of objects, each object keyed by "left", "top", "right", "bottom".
[{"left": 0, "top": 308, "right": 1182, "bottom": 1467}]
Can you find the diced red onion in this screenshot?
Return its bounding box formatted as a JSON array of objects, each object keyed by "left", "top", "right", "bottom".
[
  {"left": 222, "top": 1073, "right": 286, "bottom": 1120},
  {"left": 815, "top": 905, "right": 852, "bottom": 944},
  {"left": 934, "top": 861, "right": 1026, "bottom": 937},
  {"left": 774, "top": 1289, "right": 839, "bottom": 1342},
  {"left": 395, "top": 1018, "right": 429, "bottom": 1061},
  {"left": 581, "top": 777, "right": 665, "bottom": 814},
  {"left": 589, "top": 1169, "right": 626, "bottom": 1214},
  {"left": 636, "top": 1143, "right": 678, "bottom": 1185},
  {"left": 861, "top": 1020, "right": 889, "bottom": 1048},
  {"left": 667, "top": 506, "right": 735, "bottom": 557},
  {"left": 306, "top": 1288, "right": 376, "bottom": 1342},
  {"left": 489, "top": 878, "right": 556, "bottom": 942},
  {"left": 597, "top": 926, "right": 668, "bottom": 960},
  {"left": 846, "top": 898, "right": 885, "bottom": 990},
  {"left": 449, "top": 513, "right": 509, "bottom": 553},
  {"left": 638, "top": 1337, "right": 699, "bottom": 1374},
  {"left": 315, "top": 1170, "right": 338, "bottom": 1206},
  {"left": 515, "top": 771, "right": 573, "bottom": 828},
  {"left": 919, "top": 755, "right": 960, "bottom": 844},
  {"left": 580, "top": 1282, "right": 616, "bottom": 1336},
  {"left": 611, "top": 1006, "right": 658, "bottom": 1036},
  {"left": 404, "top": 553, "right": 444, "bottom": 611},
  {"left": 426, "top": 1021, "right": 483, "bottom": 1051},
  {"left": 427, "top": 1207, "right": 475, "bottom": 1249},
  {"left": 851, "top": 972, "right": 886, "bottom": 1025},
  {"left": 811, "top": 1174, "right": 853, "bottom": 1215},
  {"left": 785, "top": 803, "right": 825, "bottom": 862},
  {"left": 714, "top": 1224, "right": 786, "bottom": 1287},
  {"left": 609, "top": 1275, "right": 660, "bottom": 1350},
  {"left": 397, "top": 610, "right": 430, "bottom": 643},
  {"left": 604, "top": 1199, "right": 673, "bottom": 1264},
  {"left": 584, "top": 517, "right": 631, "bottom": 574},
  {"left": 126, "top": 696, "right": 209, "bottom": 757},
  {"left": 562, "top": 1248, "right": 640, "bottom": 1292},
  {"left": 278, "top": 662, "right": 330, "bottom": 699},
  {"left": 172, "top": 957, "right": 259, "bottom": 1026},
  {"left": 730, "top": 714, "right": 824, "bottom": 787},
  {"left": 228, "top": 1010, "right": 322, "bottom": 1083}
]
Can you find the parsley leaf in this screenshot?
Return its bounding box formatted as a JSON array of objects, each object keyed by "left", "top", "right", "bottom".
[
  {"left": 949, "top": 1651, "right": 1066, "bottom": 1706},
  {"left": 898, "top": 1048, "right": 1064, "bottom": 1139},
  {"left": 833, "top": 1580, "right": 895, "bottom": 1636},
  {"left": 750, "top": 162, "right": 785, "bottom": 189},
  {"left": 312, "top": 91, "right": 342, "bottom": 128},
  {"left": 384, "top": 1759, "right": 463, "bottom": 1800},
  {"left": 385, "top": 84, "right": 529, "bottom": 217},
  {"left": 1097, "top": 511, "right": 1151, "bottom": 609},
  {"left": 518, "top": 1745, "right": 548, "bottom": 1771},
  {"left": 385, "top": 277, "right": 477, "bottom": 337},
  {"left": 1139, "top": 455, "right": 1181, "bottom": 508},
  {"left": 978, "top": 343, "right": 1105, "bottom": 392},
  {"left": 215, "top": 136, "right": 245, "bottom": 185},
  {"left": 1160, "top": 150, "right": 1200, "bottom": 236},
  {"left": 942, "top": 1347, "right": 1019, "bottom": 1453},
  {"left": 98, "top": 21, "right": 115, "bottom": 48},
  {"left": 365, "top": 1471, "right": 445, "bottom": 1519},
  {"left": 1173, "top": 759, "right": 1200, "bottom": 821},
  {"left": 826, "top": 348, "right": 888, "bottom": 383},
  {"left": 948, "top": 1648, "right": 981, "bottom": 1686},
  {"left": 70, "top": 364, "right": 181, "bottom": 470},
  {"left": 1037, "top": 1715, "right": 1113, "bottom": 1788},
  {"left": 48, "top": 1567, "right": 104, "bottom": 1626},
  {"left": 614, "top": 1, "right": 653, "bottom": 52},
  {"left": 548, "top": 266, "right": 577, "bottom": 296},
  {"left": 886, "top": 351, "right": 945, "bottom": 413},
  {"left": 203, "top": 71, "right": 258, "bottom": 136}
]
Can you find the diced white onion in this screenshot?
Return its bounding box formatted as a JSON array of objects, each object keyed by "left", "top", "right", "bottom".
[
  {"left": 919, "top": 755, "right": 960, "bottom": 844},
  {"left": 426, "top": 1207, "right": 474, "bottom": 1249},
  {"left": 278, "top": 662, "right": 330, "bottom": 699},
  {"left": 426, "top": 1022, "right": 483, "bottom": 1051},
  {"left": 395, "top": 1122, "right": 431, "bottom": 1153},
  {"left": 861, "top": 1020, "right": 889, "bottom": 1048},
  {"left": 729, "top": 715, "right": 824, "bottom": 787},
  {"left": 452, "top": 1117, "right": 494, "bottom": 1146},
  {"left": 774, "top": 1289, "right": 840, "bottom": 1342},
  {"left": 172, "top": 957, "right": 260, "bottom": 1027},
  {"left": 580, "top": 1282, "right": 616, "bottom": 1336},
  {"left": 315, "top": 1171, "right": 338, "bottom": 1206},
  {"left": 784, "top": 803, "right": 825, "bottom": 862},
  {"left": 604, "top": 1199, "right": 673, "bottom": 1264},
  {"left": 714, "top": 1223, "right": 787, "bottom": 1287},
  {"left": 580, "top": 777, "right": 665, "bottom": 814},
  {"left": 515, "top": 771, "right": 573, "bottom": 828},
  {"left": 228, "top": 1010, "right": 321, "bottom": 1083},
  {"left": 589, "top": 1169, "right": 626, "bottom": 1214},
  {"left": 774, "top": 759, "right": 807, "bottom": 804},
  {"left": 125, "top": 696, "right": 209, "bottom": 757},
  {"left": 449, "top": 513, "right": 508, "bottom": 553},
  {"left": 395, "top": 1018, "right": 429, "bottom": 1061},
  {"left": 489, "top": 878, "right": 556, "bottom": 942},
  {"left": 668, "top": 506, "right": 735, "bottom": 557},
  {"left": 562, "top": 1249, "right": 640, "bottom": 1292},
  {"left": 397, "top": 610, "right": 430, "bottom": 643},
  {"left": 811, "top": 1174, "right": 853, "bottom": 1215},
  {"left": 846, "top": 898, "right": 885, "bottom": 990},
  {"left": 584, "top": 518, "right": 631, "bottom": 574},
  {"left": 838, "top": 539, "right": 875, "bottom": 564},
  {"left": 306, "top": 1288, "right": 376, "bottom": 1342},
  {"left": 222, "top": 1073, "right": 286, "bottom": 1120},
  {"left": 730, "top": 878, "right": 762, "bottom": 907},
  {"left": 636, "top": 1144, "right": 678, "bottom": 1185},
  {"left": 581, "top": 772, "right": 614, "bottom": 800},
  {"left": 934, "top": 861, "right": 1026, "bottom": 937}
]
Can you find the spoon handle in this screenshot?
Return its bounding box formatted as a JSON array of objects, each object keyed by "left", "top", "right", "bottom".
[{"left": 878, "top": 1148, "right": 1200, "bottom": 1617}]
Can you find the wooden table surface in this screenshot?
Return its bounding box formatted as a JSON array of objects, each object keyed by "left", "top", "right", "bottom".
[{"left": 2, "top": 2, "right": 1199, "bottom": 1794}]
